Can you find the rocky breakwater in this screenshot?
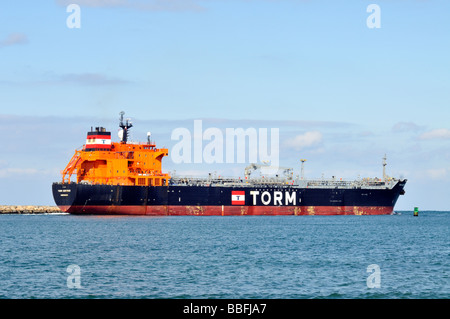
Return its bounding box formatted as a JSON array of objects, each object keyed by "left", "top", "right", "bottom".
[{"left": 0, "top": 205, "right": 63, "bottom": 214}]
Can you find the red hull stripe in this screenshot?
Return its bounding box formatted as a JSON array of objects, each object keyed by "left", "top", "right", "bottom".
[
  {"left": 58, "top": 205, "right": 394, "bottom": 216},
  {"left": 86, "top": 135, "right": 111, "bottom": 140}
]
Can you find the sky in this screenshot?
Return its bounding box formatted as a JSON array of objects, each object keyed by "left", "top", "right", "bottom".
[{"left": 0, "top": 0, "right": 449, "bottom": 210}]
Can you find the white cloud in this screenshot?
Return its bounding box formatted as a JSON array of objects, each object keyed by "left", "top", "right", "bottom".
[
  {"left": 0, "top": 33, "right": 28, "bottom": 48},
  {"left": 419, "top": 128, "right": 450, "bottom": 140},
  {"left": 425, "top": 168, "right": 448, "bottom": 180},
  {"left": 56, "top": 0, "right": 136, "bottom": 7},
  {"left": 0, "top": 168, "right": 39, "bottom": 178},
  {"left": 392, "top": 121, "right": 421, "bottom": 133},
  {"left": 0, "top": 72, "right": 130, "bottom": 87},
  {"left": 55, "top": 0, "right": 207, "bottom": 12},
  {"left": 283, "top": 131, "right": 322, "bottom": 151},
  {"left": 60, "top": 73, "right": 130, "bottom": 86}
]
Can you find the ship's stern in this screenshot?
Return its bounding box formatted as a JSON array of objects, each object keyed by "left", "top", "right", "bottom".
[{"left": 52, "top": 182, "right": 78, "bottom": 213}]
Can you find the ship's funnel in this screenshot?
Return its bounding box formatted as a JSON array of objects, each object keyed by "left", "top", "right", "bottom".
[{"left": 86, "top": 127, "right": 111, "bottom": 151}]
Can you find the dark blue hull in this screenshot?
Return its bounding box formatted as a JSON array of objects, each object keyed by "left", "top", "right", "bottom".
[{"left": 52, "top": 180, "right": 406, "bottom": 215}]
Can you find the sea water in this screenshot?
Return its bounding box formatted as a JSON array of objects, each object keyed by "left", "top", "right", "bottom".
[{"left": 0, "top": 212, "right": 448, "bottom": 299}]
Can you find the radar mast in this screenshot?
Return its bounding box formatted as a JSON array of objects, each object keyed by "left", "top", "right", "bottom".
[{"left": 119, "top": 111, "right": 133, "bottom": 143}]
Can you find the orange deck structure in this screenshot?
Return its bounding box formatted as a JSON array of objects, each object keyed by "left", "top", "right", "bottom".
[{"left": 61, "top": 114, "right": 170, "bottom": 187}]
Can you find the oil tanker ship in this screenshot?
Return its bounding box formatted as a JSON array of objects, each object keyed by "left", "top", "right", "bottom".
[{"left": 52, "top": 112, "right": 407, "bottom": 215}]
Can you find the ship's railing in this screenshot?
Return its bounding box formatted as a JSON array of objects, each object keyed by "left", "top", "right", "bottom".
[
  {"left": 304, "top": 180, "right": 395, "bottom": 189},
  {"left": 169, "top": 176, "right": 292, "bottom": 186},
  {"left": 169, "top": 175, "right": 399, "bottom": 189},
  {"left": 61, "top": 150, "right": 82, "bottom": 183}
]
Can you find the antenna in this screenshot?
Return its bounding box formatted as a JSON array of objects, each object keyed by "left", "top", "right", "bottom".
[
  {"left": 119, "top": 111, "right": 125, "bottom": 124},
  {"left": 118, "top": 111, "right": 133, "bottom": 143},
  {"left": 300, "top": 159, "right": 307, "bottom": 180}
]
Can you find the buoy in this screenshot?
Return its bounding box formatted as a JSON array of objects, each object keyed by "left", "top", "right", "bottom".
[{"left": 414, "top": 207, "right": 419, "bottom": 217}]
